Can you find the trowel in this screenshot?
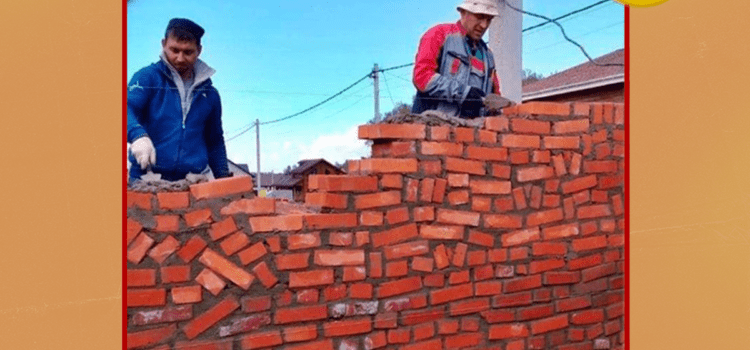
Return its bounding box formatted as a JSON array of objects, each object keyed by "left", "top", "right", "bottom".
[
  {"left": 141, "top": 165, "right": 162, "bottom": 181},
  {"left": 483, "top": 93, "right": 515, "bottom": 113}
]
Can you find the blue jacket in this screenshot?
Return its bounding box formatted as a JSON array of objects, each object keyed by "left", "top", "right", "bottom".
[
  {"left": 127, "top": 58, "right": 230, "bottom": 179},
  {"left": 411, "top": 21, "right": 501, "bottom": 117}
]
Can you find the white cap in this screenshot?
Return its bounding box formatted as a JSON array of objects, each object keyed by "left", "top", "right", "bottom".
[{"left": 457, "top": 0, "right": 500, "bottom": 16}]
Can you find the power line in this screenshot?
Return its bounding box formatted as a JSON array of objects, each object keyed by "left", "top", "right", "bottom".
[
  {"left": 225, "top": 122, "right": 255, "bottom": 142},
  {"left": 522, "top": 0, "right": 610, "bottom": 33},
  {"left": 502, "top": 0, "right": 623, "bottom": 67}
]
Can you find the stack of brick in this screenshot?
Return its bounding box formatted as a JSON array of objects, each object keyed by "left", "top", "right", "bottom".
[{"left": 126, "top": 101, "right": 625, "bottom": 350}]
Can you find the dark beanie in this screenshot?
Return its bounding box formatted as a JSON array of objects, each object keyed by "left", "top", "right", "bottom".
[{"left": 165, "top": 18, "right": 205, "bottom": 43}]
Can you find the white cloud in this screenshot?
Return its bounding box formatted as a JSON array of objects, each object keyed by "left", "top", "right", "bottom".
[{"left": 300, "top": 125, "right": 370, "bottom": 166}]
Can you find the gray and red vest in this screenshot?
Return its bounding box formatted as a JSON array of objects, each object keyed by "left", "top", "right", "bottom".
[{"left": 411, "top": 21, "right": 501, "bottom": 117}]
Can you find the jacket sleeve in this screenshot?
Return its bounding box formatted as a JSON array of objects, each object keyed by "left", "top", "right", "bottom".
[
  {"left": 127, "top": 68, "right": 152, "bottom": 143},
  {"left": 204, "top": 92, "right": 231, "bottom": 178},
  {"left": 412, "top": 26, "right": 471, "bottom": 105}
]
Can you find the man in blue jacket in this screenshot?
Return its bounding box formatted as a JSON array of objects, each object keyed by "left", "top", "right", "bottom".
[{"left": 127, "top": 18, "right": 230, "bottom": 181}]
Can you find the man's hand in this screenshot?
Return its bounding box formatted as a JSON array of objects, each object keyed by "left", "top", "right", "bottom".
[
  {"left": 461, "top": 87, "right": 485, "bottom": 117},
  {"left": 131, "top": 136, "right": 156, "bottom": 170}
]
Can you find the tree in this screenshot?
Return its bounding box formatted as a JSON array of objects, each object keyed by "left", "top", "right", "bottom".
[{"left": 522, "top": 69, "right": 546, "bottom": 86}]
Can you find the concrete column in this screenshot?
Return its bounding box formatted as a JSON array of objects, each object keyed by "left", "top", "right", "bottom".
[{"left": 488, "top": 0, "right": 523, "bottom": 103}]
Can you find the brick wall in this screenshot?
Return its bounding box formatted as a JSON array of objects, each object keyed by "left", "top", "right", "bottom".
[{"left": 126, "top": 101, "right": 625, "bottom": 350}]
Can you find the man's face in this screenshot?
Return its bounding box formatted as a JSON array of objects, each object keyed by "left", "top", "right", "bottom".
[
  {"left": 161, "top": 34, "right": 201, "bottom": 76},
  {"left": 460, "top": 10, "right": 494, "bottom": 41}
]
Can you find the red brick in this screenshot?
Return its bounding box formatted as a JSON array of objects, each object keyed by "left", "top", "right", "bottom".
[
  {"left": 467, "top": 230, "right": 494, "bottom": 247},
  {"left": 371, "top": 223, "right": 418, "bottom": 247},
  {"left": 295, "top": 289, "right": 319, "bottom": 304},
  {"left": 554, "top": 119, "right": 590, "bottom": 134},
  {"left": 505, "top": 102, "right": 570, "bottom": 116},
  {"left": 309, "top": 175, "right": 379, "bottom": 192},
  {"left": 526, "top": 208, "right": 564, "bottom": 226},
  {"left": 529, "top": 258, "right": 565, "bottom": 274},
  {"left": 360, "top": 211, "right": 384, "bottom": 226},
  {"left": 544, "top": 136, "right": 580, "bottom": 149},
  {"left": 181, "top": 296, "right": 240, "bottom": 339},
  {"left": 572, "top": 236, "right": 608, "bottom": 252},
  {"left": 556, "top": 296, "right": 592, "bottom": 312},
  {"left": 430, "top": 283, "right": 473, "bottom": 305},
  {"left": 424, "top": 273, "right": 445, "bottom": 287},
  {"left": 283, "top": 324, "right": 318, "bottom": 343},
  {"left": 466, "top": 146, "right": 508, "bottom": 161},
  {"left": 372, "top": 141, "right": 417, "bottom": 158},
  {"left": 189, "top": 176, "right": 253, "bottom": 200},
  {"left": 127, "top": 269, "right": 156, "bottom": 287},
  {"left": 512, "top": 187, "right": 527, "bottom": 209},
  {"left": 470, "top": 179, "right": 512, "bottom": 194},
  {"left": 208, "top": 217, "right": 238, "bottom": 241},
  {"left": 305, "top": 192, "right": 348, "bottom": 209},
  {"left": 489, "top": 323, "right": 529, "bottom": 339},
  {"left": 127, "top": 288, "right": 166, "bottom": 307},
  {"left": 510, "top": 150, "right": 530, "bottom": 164},
  {"left": 532, "top": 150, "right": 551, "bottom": 163},
  {"left": 454, "top": 126, "right": 474, "bottom": 142},
  {"left": 240, "top": 330, "right": 283, "bottom": 350},
  {"left": 251, "top": 261, "right": 278, "bottom": 289},
  {"left": 126, "top": 218, "right": 142, "bottom": 246},
  {"left": 488, "top": 248, "right": 507, "bottom": 263},
  {"left": 517, "top": 304, "right": 555, "bottom": 321},
  {"left": 264, "top": 236, "right": 281, "bottom": 253},
  {"left": 572, "top": 102, "right": 590, "bottom": 116},
  {"left": 323, "top": 317, "right": 372, "bottom": 337},
  {"left": 380, "top": 174, "right": 403, "bottom": 189},
  {"left": 405, "top": 178, "right": 419, "bottom": 202},
  {"left": 220, "top": 197, "right": 275, "bottom": 216},
  {"left": 578, "top": 204, "right": 613, "bottom": 219},
  {"left": 445, "top": 157, "right": 486, "bottom": 175},
  {"left": 433, "top": 244, "right": 450, "bottom": 270},
  {"left": 219, "top": 232, "right": 250, "bottom": 256},
  {"left": 445, "top": 332, "right": 483, "bottom": 348},
  {"left": 504, "top": 275, "right": 542, "bottom": 293},
  {"left": 305, "top": 213, "right": 358, "bottom": 229},
  {"left": 449, "top": 298, "right": 489, "bottom": 316},
  {"left": 485, "top": 116, "right": 509, "bottom": 131},
  {"left": 354, "top": 191, "right": 401, "bottom": 209},
  {"left": 349, "top": 282, "right": 373, "bottom": 299},
  {"left": 173, "top": 339, "right": 232, "bottom": 350},
  {"left": 512, "top": 119, "right": 551, "bottom": 134},
  {"left": 583, "top": 160, "right": 618, "bottom": 174},
  {"left": 573, "top": 278, "right": 609, "bottom": 295},
  {"left": 543, "top": 223, "right": 580, "bottom": 241},
  {"left": 552, "top": 154, "right": 567, "bottom": 177},
  {"left": 359, "top": 123, "right": 426, "bottom": 139},
  {"left": 369, "top": 252, "right": 383, "bottom": 278},
  {"left": 478, "top": 129, "right": 497, "bottom": 143},
  {"left": 562, "top": 175, "right": 597, "bottom": 194},
  {"left": 327, "top": 232, "right": 353, "bottom": 246},
  {"left": 148, "top": 235, "right": 180, "bottom": 264},
  {"left": 467, "top": 251, "right": 488, "bottom": 267},
  {"left": 509, "top": 247, "right": 529, "bottom": 261},
  {"left": 384, "top": 240, "right": 430, "bottom": 260},
  {"left": 324, "top": 284, "right": 347, "bottom": 302},
  {"left": 582, "top": 262, "right": 617, "bottom": 282},
  {"left": 492, "top": 164, "right": 512, "bottom": 179},
  {"left": 374, "top": 311, "right": 398, "bottom": 328},
  {"left": 402, "top": 308, "right": 446, "bottom": 327},
  {"left": 420, "top": 159, "right": 442, "bottom": 175},
  {"left": 358, "top": 158, "right": 418, "bottom": 174},
  {"left": 199, "top": 249, "right": 254, "bottom": 290},
  {"left": 377, "top": 276, "right": 423, "bottom": 298},
  {"left": 492, "top": 291, "right": 532, "bottom": 308},
  {"left": 447, "top": 173, "right": 469, "bottom": 187},
  {"left": 530, "top": 314, "right": 569, "bottom": 335},
  {"left": 241, "top": 295, "right": 272, "bottom": 313},
  {"left": 533, "top": 242, "right": 567, "bottom": 256},
  {"left": 502, "top": 134, "right": 540, "bottom": 148},
  {"left": 127, "top": 191, "right": 154, "bottom": 211},
  {"left": 274, "top": 304, "right": 328, "bottom": 324},
  {"left": 502, "top": 227, "right": 541, "bottom": 247},
  {"left": 390, "top": 198, "right": 415, "bottom": 223},
  {"left": 132, "top": 305, "right": 192, "bottom": 326},
  {"left": 430, "top": 125, "right": 450, "bottom": 140},
  {"left": 170, "top": 285, "right": 202, "bottom": 305},
  {"left": 154, "top": 214, "right": 180, "bottom": 232},
  {"left": 156, "top": 191, "right": 189, "bottom": 210},
  {"left": 569, "top": 152, "right": 583, "bottom": 175},
  {"left": 569, "top": 254, "right": 603, "bottom": 270},
  {"left": 571, "top": 309, "right": 605, "bottom": 325},
  {"left": 452, "top": 242, "right": 468, "bottom": 267},
  {"left": 285, "top": 339, "right": 334, "bottom": 350},
  {"left": 421, "top": 141, "right": 463, "bottom": 156},
  {"left": 249, "top": 215, "right": 303, "bottom": 232},
  {"left": 287, "top": 232, "right": 322, "bottom": 250},
  {"left": 126, "top": 324, "right": 175, "bottom": 349},
  {"left": 413, "top": 322, "right": 435, "bottom": 341},
  {"left": 449, "top": 270, "right": 470, "bottom": 285},
  {"left": 483, "top": 214, "right": 523, "bottom": 229},
  {"left": 364, "top": 331, "right": 387, "bottom": 349},
  {"left": 516, "top": 166, "right": 554, "bottom": 182},
  {"left": 314, "top": 249, "right": 365, "bottom": 266},
  {"left": 433, "top": 179, "right": 447, "bottom": 203},
  {"left": 474, "top": 280, "right": 502, "bottom": 296},
  {"left": 420, "top": 225, "right": 463, "bottom": 240},
  {"left": 472, "top": 196, "right": 492, "bottom": 212},
  {"left": 438, "top": 319, "right": 460, "bottom": 334},
  {"left": 493, "top": 196, "right": 514, "bottom": 212},
  {"left": 237, "top": 241, "right": 267, "bottom": 266},
  {"left": 289, "top": 269, "right": 334, "bottom": 288},
  {"left": 160, "top": 265, "right": 190, "bottom": 284}
]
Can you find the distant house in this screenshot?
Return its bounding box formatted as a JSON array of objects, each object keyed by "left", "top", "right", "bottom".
[
  {"left": 272, "top": 159, "right": 345, "bottom": 202},
  {"left": 522, "top": 49, "right": 624, "bottom": 103}
]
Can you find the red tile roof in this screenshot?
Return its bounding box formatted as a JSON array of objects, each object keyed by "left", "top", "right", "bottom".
[{"left": 522, "top": 49, "right": 624, "bottom": 101}]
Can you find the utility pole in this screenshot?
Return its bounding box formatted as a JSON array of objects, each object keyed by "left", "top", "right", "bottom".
[
  {"left": 256, "top": 118, "right": 261, "bottom": 195},
  {"left": 371, "top": 63, "right": 380, "bottom": 122}
]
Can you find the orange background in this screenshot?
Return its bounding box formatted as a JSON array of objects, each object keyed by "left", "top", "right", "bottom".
[{"left": 0, "top": 0, "right": 749, "bottom": 348}]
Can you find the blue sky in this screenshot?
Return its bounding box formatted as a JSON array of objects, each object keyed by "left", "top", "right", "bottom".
[{"left": 127, "top": 0, "right": 624, "bottom": 173}]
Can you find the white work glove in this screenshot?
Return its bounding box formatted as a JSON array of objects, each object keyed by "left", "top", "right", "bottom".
[{"left": 131, "top": 136, "right": 156, "bottom": 170}]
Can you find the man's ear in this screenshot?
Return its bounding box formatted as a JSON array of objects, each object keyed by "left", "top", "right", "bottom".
[
  {"left": 197, "top": 45, "right": 202, "bottom": 57},
  {"left": 161, "top": 38, "right": 166, "bottom": 48}
]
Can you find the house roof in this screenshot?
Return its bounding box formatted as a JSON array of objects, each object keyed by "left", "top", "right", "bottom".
[
  {"left": 227, "top": 160, "right": 251, "bottom": 174},
  {"left": 291, "top": 158, "right": 343, "bottom": 175},
  {"left": 522, "top": 49, "right": 624, "bottom": 102},
  {"left": 272, "top": 174, "right": 302, "bottom": 188}
]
